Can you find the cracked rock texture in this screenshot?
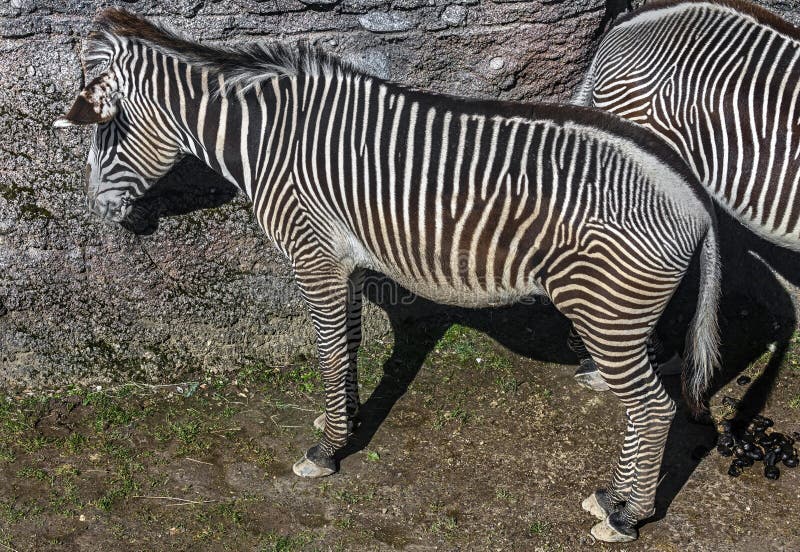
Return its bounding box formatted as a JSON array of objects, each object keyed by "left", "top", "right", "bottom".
[{"left": 0, "top": 1, "right": 797, "bottom": 389}]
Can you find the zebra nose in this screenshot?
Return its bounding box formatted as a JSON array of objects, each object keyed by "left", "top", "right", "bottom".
[{"left": 84, "top": 164, "right": 91, "bottom": 194}]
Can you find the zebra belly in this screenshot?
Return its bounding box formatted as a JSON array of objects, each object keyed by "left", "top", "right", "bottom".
[
  {"left": 356, "top": 254, "right": 548, "bottom": 308},
  {"left": 383, "top": 272, "right": 547, "bottom": 309}
]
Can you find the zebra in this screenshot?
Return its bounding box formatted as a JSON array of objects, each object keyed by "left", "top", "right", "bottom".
[
  {"left": 568, "top": 0, "right": 800, "bottom": 391},
  {"left": 53, "top": 9, "right": 721, "bottom": 542}
]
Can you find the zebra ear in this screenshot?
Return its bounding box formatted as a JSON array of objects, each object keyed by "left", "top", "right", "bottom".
[{"left": 54, "top": 72, "right": 121, "bottom": 128}]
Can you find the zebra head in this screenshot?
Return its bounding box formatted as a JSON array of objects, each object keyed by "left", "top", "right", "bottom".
[{"left": 54, "top": 67, "right": 183, "bottom": 222}]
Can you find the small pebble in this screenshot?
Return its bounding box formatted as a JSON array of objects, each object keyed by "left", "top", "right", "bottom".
[
  {"left": 736, "top": 375, "right": 751, "bottom": 385},
  {"left": 441, "top": 4, "right": 467, "bottom": 26},
  {"left": 489, "top": 57, "right": 505, "bottom": 71}
]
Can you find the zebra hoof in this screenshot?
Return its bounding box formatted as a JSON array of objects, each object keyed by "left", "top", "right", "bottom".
[
  {"left": 590, "top": 512, "right": 638, "bottom": 543},
  {"left": 582, "top": 490, "right": 619, "bottom": 520},
  {"left": 574, "top": 361, "right": 609, "bottom": 392},
  {"left": 292, "top": 456, "right": 336, "bottom": 478}
]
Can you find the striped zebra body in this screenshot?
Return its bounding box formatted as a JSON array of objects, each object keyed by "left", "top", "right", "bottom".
[
  {"left": 569, "top": 0, "right": 800, "bottom": 393},
  {"left": 54, "top": 10, "right": 722, "bottom": 542},
  {"left": 575, "top": 0, "right": 800, "bottom": 250}
]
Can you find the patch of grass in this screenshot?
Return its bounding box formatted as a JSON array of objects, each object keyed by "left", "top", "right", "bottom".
[
  {"left": 282, "top": 363, "right": 321, "bottom": 394},
  {"left": 430, "top": 512, "right": 458, "bottom": 537},
  {"left": 0, "top": 445, "right": 15, "bottom": 463},
  {"left": 83, "top": 391, "right": 141, "bottom": 432},
  {"left": 221, "top": 406, "right": 238, "bottom": 419},
  {"left": 365, "top": 450, "right": 380, "bottom": 462},
  {"left": 48, "top": 478, "right": 83, "bottom": 516},
  {"left": 789, "top": 396, "right": 800, "bottom": 409},
  {"left": 495, "top": 374, "right": 520, "bottom": 394},
  {"left": 215, "top": 501, "right": 245, "bottom": 526},
  {"left": 334, "top": 489, "right": 360, "bottom": 505},
  {"left": 357, "top": 338, "right": 392, "bottom": 387},
  {"left": 17, "top": 466, "right": 51, "bottom": 484},
  {"left": 172, "top": 418, "right": 202, "bottom": 444},
  {"left": 63, "top": 432, "right": 87, "bottom": 454},
  {"left": 259, "top": 531, "right": 314, "bottom": 552},
  {"left": 19, "top": 435, "right": 51, "bottom": 454},
  {"left": 528, "top": 520, "right": 551, "bottom": 537},
  {"left": 434, "top": 406, "right": 470, "bottom": 429},
  {"left": 239, "top": 358, "right": 280, "bottom": 385},
  {"left": 334, "top": 516, "right": 354, "bottom": 529},
  {"left": 495, "top": 487, "right": 515, "bottom": 503},
  {"left": 95, "top": 462, "right": 139, "bottom": 511},
  {"left": 0, "top": 502, "right": 26, "bottom": 524},
  {"left": 0, "top": 499, "right": 41, "bottom": 524},
  {"left": 787, "top": 331, "right": 800, "bottom": 373},
  {"left": 437, "top": 325, "right": 479, "bottom": 364}
]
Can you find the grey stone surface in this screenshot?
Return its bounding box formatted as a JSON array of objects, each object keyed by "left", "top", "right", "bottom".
[
  {"left": 441, "top": 4, "right": 467, "bottom": 26},
  {"left": 0, "top": 0, "right": 798, "bottom": 391},
  {"left": 359, "top": 10, "right": 416, "bottom": 32}
]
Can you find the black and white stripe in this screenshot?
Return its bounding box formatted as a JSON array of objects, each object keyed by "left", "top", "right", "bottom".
[
  {"left": 55, "top": 9, "right": 722, "bottom": 542},
  {"left": 568, "top": 0, "right": 800, "bottom": 398},
  {"left": 574, "top": 0, "right": 800, "bottom": 250}
]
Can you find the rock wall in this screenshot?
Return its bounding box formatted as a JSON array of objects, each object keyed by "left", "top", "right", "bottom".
[{"left": 0, "top": 0, "right": 797, "bottom": 390}]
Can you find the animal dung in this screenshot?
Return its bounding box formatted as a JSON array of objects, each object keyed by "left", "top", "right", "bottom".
[
  {"left": 736, "top": 375, "right": 752, "bottom": 385},
  {"left": 716, "top": 414, "right": 799, "bottom": 480}
]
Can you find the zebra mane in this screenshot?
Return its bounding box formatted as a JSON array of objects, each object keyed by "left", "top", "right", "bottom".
[{"left": 83, "top": 8, "right": 351, "bottom": 95}]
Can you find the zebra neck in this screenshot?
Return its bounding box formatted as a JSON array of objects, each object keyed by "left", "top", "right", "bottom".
[{"left": 161, "top": 65, "right": 300, "bottom": 203}]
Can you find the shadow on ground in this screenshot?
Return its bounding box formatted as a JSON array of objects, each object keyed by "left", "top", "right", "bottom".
[{"left": 125, "top": 155, "right": 800, "bottom": 535}]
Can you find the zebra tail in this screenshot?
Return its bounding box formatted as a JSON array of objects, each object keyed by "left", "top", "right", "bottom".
[{"left": 682, "top": 220, "right": 722, "bottom": 419}]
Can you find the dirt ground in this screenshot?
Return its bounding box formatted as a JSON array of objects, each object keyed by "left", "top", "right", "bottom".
[{"left": 0, "top": 292, "right": 798, "bottom": 552}]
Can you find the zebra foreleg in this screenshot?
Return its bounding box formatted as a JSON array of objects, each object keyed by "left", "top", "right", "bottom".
[
  {"left": 292, "top": 265, "right": 353, "bottom": 478},
  {"left": 568, "top": 328, "right": 607, "bottom": 391},
  {"left": 312, "top": 269, "right": 365, "bottom": 433}
]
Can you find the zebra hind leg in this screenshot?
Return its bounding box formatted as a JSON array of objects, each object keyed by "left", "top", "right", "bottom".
[
  {"left": 592, "top": 347, "right": 675, "bottom": 542},
  {"left": 582, "top": 414, "right": 637, "bottom": 520}
]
